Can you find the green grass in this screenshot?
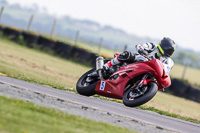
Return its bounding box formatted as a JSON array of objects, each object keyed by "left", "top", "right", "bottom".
[
  {"left": 0, "top": 96, "right": 135, "bottom": 133},
  {"left": 138, "top": 105, "right": 200, "bottom": 124},
  {"left": 0, "top": 35, "right": 200, "bottom": 124},
  {"left": 0, "top": 36, "right": 90, "bottom": 89}
]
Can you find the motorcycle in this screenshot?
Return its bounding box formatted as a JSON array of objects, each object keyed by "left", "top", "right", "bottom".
[{"left": 76, "top": 54, "right": 171, "bottom": 107}]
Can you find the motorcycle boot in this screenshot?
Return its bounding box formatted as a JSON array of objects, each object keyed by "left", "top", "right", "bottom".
[
  {"left": 102, "top": 66, "right": 111, "bottom": 79},
  {"left": 102, "top": 66, "right": 116, "bottom": 79}
]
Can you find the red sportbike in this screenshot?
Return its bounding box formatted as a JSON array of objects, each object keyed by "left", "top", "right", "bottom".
[{"left": 76, "top": 55, "right": 171, "bottom": 107}]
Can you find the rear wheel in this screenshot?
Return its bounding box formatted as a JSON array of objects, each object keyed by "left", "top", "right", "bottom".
[
  {"left": 123, "top": 81, "right": 158, "bottom": 107},
  {"left": 76, "top": 68, "right": 99, "bottom": 96}
]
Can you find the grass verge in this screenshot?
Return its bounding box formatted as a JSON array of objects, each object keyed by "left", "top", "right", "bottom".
[
  {"left": 0, "top": 96, "right": 136, "bottom": 133},
  {"left": 138, "top": 105, "right": 200, "bottom": 124}
]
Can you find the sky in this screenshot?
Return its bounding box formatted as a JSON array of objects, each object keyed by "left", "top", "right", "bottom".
[{"left": 6, "top": 0, "right": 200, "bottom": 52}]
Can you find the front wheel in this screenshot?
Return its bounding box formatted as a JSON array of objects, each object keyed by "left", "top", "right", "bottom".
[
  {"left": 123, "top": 82, "right": 158, "bottom": 107},
  {"left": 76, "top": 68, "right": 99, "bottom": 96}
]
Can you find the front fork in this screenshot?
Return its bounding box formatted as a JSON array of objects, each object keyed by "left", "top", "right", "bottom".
[
  {"left": 124, "top": 74, "right": 148, "bottom": 92},
  {"left": 133, "top": 74, "right": 148, "bottom": 93},
  {"left": 125, "top": 74, "right": 149, "bottom": 99}
]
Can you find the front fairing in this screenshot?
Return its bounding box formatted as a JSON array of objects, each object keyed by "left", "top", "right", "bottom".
[
  {"left": 115, "top": 59, "right": 171, "bottom": 90},
  {"left": 148, "top": 59, "right": 171, "bottom": 89}
]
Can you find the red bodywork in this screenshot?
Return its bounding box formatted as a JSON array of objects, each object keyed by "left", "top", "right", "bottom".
[{"left": 95, "top": 59, "right": 171, "bottom": 99}]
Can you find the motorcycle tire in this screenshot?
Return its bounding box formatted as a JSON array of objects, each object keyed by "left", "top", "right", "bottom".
[
  {"left": 123, "top": 81, "right": 158, "bottom": 107},
  {"left": 76, "top": 68, "right": 98, "bottom": 96}
]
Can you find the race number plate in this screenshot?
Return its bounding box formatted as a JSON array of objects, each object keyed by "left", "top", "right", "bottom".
[{"left": 100, "top": 81, "right": 106, "bottom": 91}]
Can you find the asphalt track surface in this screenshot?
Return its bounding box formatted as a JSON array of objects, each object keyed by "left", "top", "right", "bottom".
[{"left": 0, "top": 75, "right": 200, "bottom": 133}]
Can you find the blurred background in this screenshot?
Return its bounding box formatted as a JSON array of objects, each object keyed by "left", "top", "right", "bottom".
[{"left": 1, "top": 0, "right": 200, "bottom": 66}]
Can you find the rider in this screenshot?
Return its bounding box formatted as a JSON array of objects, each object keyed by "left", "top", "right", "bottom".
[{"left": 103, "top": 37, "right": 176, "bottom": 77}]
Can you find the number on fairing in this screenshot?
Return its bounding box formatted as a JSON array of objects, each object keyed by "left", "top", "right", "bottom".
[{"left": 100, "top": 81, "right": 106, "bottom": 90}]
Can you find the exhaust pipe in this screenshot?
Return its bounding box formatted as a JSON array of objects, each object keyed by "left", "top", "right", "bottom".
[{"left": 96, "top": 56, "right": 104, "bottom": 80}]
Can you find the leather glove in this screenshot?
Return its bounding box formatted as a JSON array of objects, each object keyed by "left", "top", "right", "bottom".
[{"left": 138, "top": 49, "right": 148, "bottom": 56}]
